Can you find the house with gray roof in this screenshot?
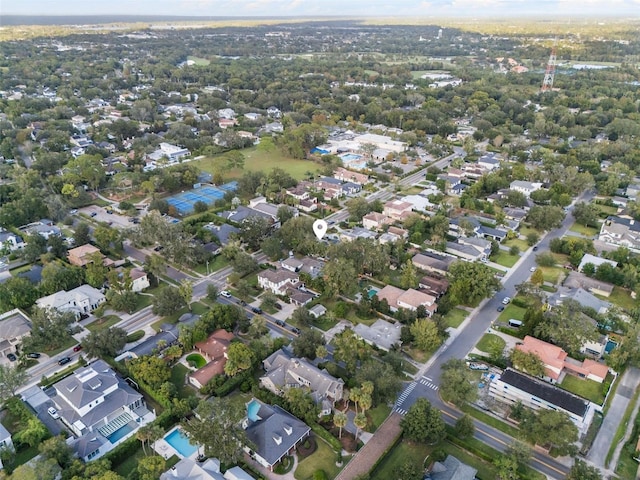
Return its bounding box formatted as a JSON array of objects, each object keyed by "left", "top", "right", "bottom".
[
  {"left": 203, "top": 223, "right": 239, "bottom": 246},
  {"left": 0, "top": 309, "right": 31, "bottom": 359},
  {"left": 128, "top": 323, "right": 179, "bottom": 358},
  {"left": 353, "top": 319, "right": 402, "bottom": 351},
  {"left": 48, "top": 360, "right": 155, "bottom": 462},
  {"left": 36, "top": 284, "right": 106, "bottom": 320},
  {"left": 0, "top": 229, "right": 24, "bottom": 251},
  {"left": 261, "top": 349, "right": 344, "bottom": 416},
  {"left": 0, "top": 423, "right": 13, "bottom": 463},
  {"left": 243, "top": 399, "right": 310, "bottom": 471},
  {"left": 160, "top": 458, "right": 226, "bottom": 480},
  {"left": 427, "top": 455, "right": 477, "bottom": 480},
  {"left": 599, "top": 216, "right": 640, "bottom": 251},
  {"left": 548, "top": 287, "right": 612, "bottom": 315}
]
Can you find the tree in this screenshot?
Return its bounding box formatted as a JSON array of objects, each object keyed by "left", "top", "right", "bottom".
[
  {"left": 493, "top": 455, "right": 518, "bottom": 480},
  {"left": 400, "top": 259, "right": 418, "bottom": 289},
  {"left": 144, "top": 253, "right": 166, "bottom": 285},
  {"left": 82, "top": 327, "right": 127, "bottom": 358},
  {"left": 248, "top": 315, "right": 268, "bottom": 338},
  {"left": 0, "top": 364, "right": 27, "bottom": 404},
  {"left": 85, "top": 254, "right": 108, "bottom": 288},
  {"left": 22, "top": 308, "right": 75, "bottom": 352},
  {"left": 178, "top": 280, "right": 193, "bottom": 311},
  {"left": 439, "top": 359, "right": 478, "bottom": 406},
  {"left": 323, "top": 259, "right": 358, "bottom": 298},
  {"left": 410, "top": 318, "right": 441, "bottom": 352},
  {"left": 520, "top": 409, "right": 578, "bottom": 455},
  {"left": 333, "top": 328, "right": 372, "bottom": 375},
  {"left": 38, "top": 435, "right": 73, "bottom": 469},
  {"left": 400, "top": 398, "right": 446, "bottom": 444},
  {"left": 10, "top": 457, "right": 60, "bottom": 480},
  {"left": 0, "top": 277, "right": 39, "bottom": 311},
  {"left": 74, "top": 222, "right": 91, "bottom": 246},
  {"left": 572, "top": 202, "right": 599, "bottom": 227},
  {"left": 510, "top": 349, "right": 545, "bottom": 377},
  {"left": 182, "top": 397, "right": 248, "bottom": 464},
  {"left": 567, "top": 459, "right": 602, "bottom": 480},
  {"left": 448, "top": 261, "right": 501, "bottom": 306},
  {"left": 291, "top": 307, "right": 314, "bottom": 327},
  {"left": 137, "top": 456, "right": 166, "bottom": 480},
  {"left": 526, "top": 205, "right": 565, "bottom": 231},
  {"left": 530, "top": 268, "right": 544, "bottom": 285},
  {"left": 239, "top": 215, "right": 272, "bottom": 251},
  {"left": 137, "top": 424, "right": 163, "bottom": 457},
  {"left": 152, "top": 286, "right": 187, "bottom": 316},
  {"left": 333, "top": 411, "right": 348, "bottom": 439},
  {"left": 292, "top": 328, "right": 325, "bottom": 360},
  {"left": 505, "top": 441, "right": 531, "bottom": 469},
  {"left": 534, "top": 299, "right": 599, "bottom": 356},
  {"left": 284, "top": 387, "right": 319, "bottom": 424},
  {"left": 526, "top": 232, "right": 539, "bottom": 246},
  {"left": 128, "top": 355, "right": 171, "bottom": 388},
  {"left": 206, "top": 284, "right": 218, "bottom": 302},
  {"left": 15, "top": 416, "right": 49, "bottom": 447},
  {"left": 224, "top": 342, "right": 254, "bottom": 376},
  {"left": 453, "top": 414, "right": 475, "bottom": 439},
  {"left": 353, "top": 412, "right": 367, "bottom": 442}
]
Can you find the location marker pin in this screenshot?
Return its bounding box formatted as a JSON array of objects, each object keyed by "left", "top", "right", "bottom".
[{"left": 313, "top": 219, "right": 328, "bottom": 240}]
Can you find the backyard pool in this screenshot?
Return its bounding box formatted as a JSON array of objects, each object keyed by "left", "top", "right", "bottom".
[
  {"left": 108, "top": 424, "right": 134, "bottom": 444},
  {"left": 164, "top": 428, "right": 198, "bottom": 458}
]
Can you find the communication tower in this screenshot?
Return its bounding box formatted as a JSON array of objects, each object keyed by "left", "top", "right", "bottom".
[{"left": 540, "top": 46, "right": 557, "bottom": 93}]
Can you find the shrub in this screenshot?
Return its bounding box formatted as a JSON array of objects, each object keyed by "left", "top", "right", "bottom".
[
  {"left": 313, "top": 471, "right": 328, "bottom": 480},
  {"left": 126, "top": 330, "right": 145, "bottom": 343}
]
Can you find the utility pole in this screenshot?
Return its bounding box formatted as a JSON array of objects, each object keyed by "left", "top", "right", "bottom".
[{"left": 541, "top": 46, "right": 557, "bottom": 93}]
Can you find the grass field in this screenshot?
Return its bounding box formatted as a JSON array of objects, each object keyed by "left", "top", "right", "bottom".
[
  {"left": 497, "top": 304, "right": 527, "bottom": 323},
  {"left": 443, "top": 307, "right": 469, "bottom": 329},
  {"left": 170, "top": 363, "right": 197, "bottom": 399},
  {"left": 600, "top": 286, "right": 636, "bottom": 312},
  {"left": 569, "top": 222, "right": 599, "bottom": 237},
  {"left": 294, "top": 437, "right": 342, "bottom": 480},
  {"left": 370, "top": 439, "right": 430, "bottom": 480},
  {"left": 366, "top": 404, "right": 392, "bottom": 432},
  {"left": 539, "top": 266, "right": 566, "bottom": 284},
  {"left": 86, "top": 314, "right": 121, "bottom": 332},
  {"left": 503, "top": 237, "right": 529, "bottom": 251},
  {"left": 491, "top": 251, "right": 519, "bottom": 268},
  {"left": 195, "top": 146, "right": 321, "bottom": 181},
  {"left": 187, "top": 55, "right": 210, "bottom": 65},
  {"left": 560, "top": 374, "right": 606, "bottom": 404},
  {"left": 476, "top": 333, "right": 505, "bottom": 354}
]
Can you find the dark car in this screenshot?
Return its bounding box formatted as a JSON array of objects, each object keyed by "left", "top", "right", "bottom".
[
  {"left": 532, "top": 245, "right": 538, "bottom": 251},
  {"left": 290, "top": 327, "right": 301, "bottom": 335},
  {"left": 6, "top": 353, "right": 17, "bottom": 362},
  {"left": 73, "top": 345, "right": 83, "bottom": 352},
  {"left": 274, "top": 303, "right": 282, "bottom": 310},
  {"left": 239, "top": 300, "right": 247, "bottom": 306},
  {"left": 252, "top": 307, "right": 262, "bottom": 314},
  {"left": 275, "top": 320, "right": 286, "bottom": 327},
  {"left": 58, "top": 357, "right": 71, "bottom": 366},
  {"left": 497, "top": 306, "right": 505, "bottom": 312},
  {"left": 90, "top": 212, "right": 97, "bottom": 217},
  {"left": 153, "top": 245, "right": 164, "bottom": 252},
  {"left": 27, "top": 352, "right": 41, "bottom": 359}
]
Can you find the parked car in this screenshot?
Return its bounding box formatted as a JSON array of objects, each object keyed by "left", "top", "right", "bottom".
[
  {"left": 502, "top": 297, "right": 511, "bottom": 305},
  {"left": 153, "top": 245, "right": 164, "bottom": 252},
  {"left": 6, "top": 353, "right": 16, "bottom": 362},
  {"left": 252, "top": 307, "right": 263, "bottom": 314},
  {"left": 274, "top": 303, "right": 282, "bottom": 310},
  {"left": 47, "top": 407, "right": 60, "bottom": 419},
  {"left": 69, "top": 209, "right": 78, "bottom": 214},
  {"left": 275, "top": 320, "right": 286, "bottom": 327},
  {"left": 26, "top": 352, "right": 41, "bottom": 359},
  {"left": 532, "top": 245, "right": 538, "bottom": 251},
  {"left": 239, "top": 300, "right": 247, "bottom": 306},
  {"left": 90, "top": 212, "right": 97, "bottom": 217},
  {"left": 468, "top": 362, "right": 489, "bottom": 371},
  {"left": 220, "top": 290, "right": 231, "bottom": 298},
  {"left": 530, "top": 266, "right": 537, "bottom": 272},
  {"left": 58, "top": 357, "right": 71, "bottom": 366},
  {"left": 497, "top": 306, "right": 505, "bottom": 312},
  {"left": 290, "top": 327, "right": 301, "bottom": 335},
  {"left": 73, "top": 345, "right": 83, "bottom": 352}
]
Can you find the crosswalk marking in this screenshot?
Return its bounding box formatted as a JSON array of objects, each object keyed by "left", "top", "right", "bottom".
[
  {"left": 395, "top": 382, "right": 417, "bottom": 405},
  {"left": 419, "top": 378, "right": 439, "bottom": 390},
  {"left": 395, "top": 408, "right": 407, "bottom": 415}
]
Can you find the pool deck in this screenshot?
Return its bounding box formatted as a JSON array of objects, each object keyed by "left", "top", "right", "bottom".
[{"left": 153, "top": 426, "right": 200, "bottom": 460}]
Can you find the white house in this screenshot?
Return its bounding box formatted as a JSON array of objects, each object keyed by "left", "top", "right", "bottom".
[
  {"left": 36, "top": 285, "right": 106, "bottom": 319},
  {"left": 509, "top": 180, "right": 543, "bottom": 198},
  {"left": 148, "top": 143, "right": 190, "bottom": 163},
  {"left": 0, "top": 230, "right": 25, "bottom": 252},
  {"left": 578, "top": 253, "right": 618, "bottom": 273},
  {"left": 257, "top": 269, "right": 299, "bottom": 295},
  {"left": 129, "top": 268, "right": 150, "bottom": 292},
  {"left": 49, "top": 360, "right": 155, "bottom": 462},
  {"left": 0, "top": 421, "right": 13, "bottom": 456}
]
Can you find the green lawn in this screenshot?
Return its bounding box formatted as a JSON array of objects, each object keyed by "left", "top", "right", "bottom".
[
  {"left": 196, "top": 146, "right": 321, "bottom": 182},
  {"left": 294, "top": 436, "right": 342, "bottom": 480},
  {"left": 503, "top": 237, "right": 529, "bottom": 252},
  {"left": 86, "top": 314, "right": 121, "bottom": 332},
  {"left": 475, "top": 333, "right": 505, "bottom": 354},
  {"left": 441, "top": 441, "right": 497, "bottom": 480},
  {"left": 497, "top": 304, "right": 527, "bottom": 323},
  {"left": 113, "top": 445, "right": 145, "bottom": 477},
  {"left": 312, "top": 315, "right": 339, "bottom": 331},
  {"left": 600, "top": 286, "right": 636, "bottom": 313},
  {"left": 187, "top": 55, "right": 210, "bottom": 65},
  {"left": 186, "top": 353, "right": 206, "bottom": 368},
  {"left": 370, "top": 439, "right": 430, "bottom": 480},
  {"left": 539, "top": 266, "right": 565, "bottom": 284},
  {"left": 43, "top": 336, "right": 79, "bottom": 357},
  {"left": 366, "top": 404, "right": 392, "bottom": 432},
  {"left": 491, "top": 251, "right": 519, "bottom": 268},
  {"left": 569, "top": 222, "right": 599, "bottom": 237},
  {"left": 193, "top": 255, "right": 230, "bottom": 275},
  {"left": 170, "top": 363, "right": 196, "bottom": 398},
  {"left": 152, "top": 302, "right": 209, "bottom": 331},
  {"left": 460, "top": 404, "right": 521, "bottom": 438},
  {"left": 443, "top": 308, "right": 469, "bottom": 329},
  {"left": 560, "top": 374, "right": 608, "bottom": 405}
]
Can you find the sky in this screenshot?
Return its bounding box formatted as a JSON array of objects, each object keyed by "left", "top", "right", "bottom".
[{"left": 3, "top": 0, "right": 640, "bottom": 17}]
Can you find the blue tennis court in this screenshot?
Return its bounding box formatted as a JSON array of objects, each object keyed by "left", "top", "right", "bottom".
[{"left": 166, "top": 183, "right": 237, "bottom": 215}]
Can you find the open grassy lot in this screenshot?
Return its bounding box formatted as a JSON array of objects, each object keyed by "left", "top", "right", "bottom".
[
  {"left": 601, "top": 286, "right": 636, "bottom": 312},
  {"left": 503, "top": 237, "right": 529, "bottom": 251},
  {"left": 366, "top": 404, "right": 392, "bottom": 432},
  {"left": 497, "top": 304, "right": 527, "bottom": 323},
  {"left": 170, "top": 363, "right": 197, "bottom": 399},
  {"left": 476, "top": 333, "right": 505, "bottom": 354},
  {"left": 560, "top": 374, "right": 606, "bottom": 405},
  {"left": 196, "top": 146, "right": 321, "bottom": 181},
  {"left": 539, "top": 266, "right": 566, "bottom": 284},
  {"left": 443, "top": 307, "right": 469, "bottom": 329},
  {"left": 370, "top": 439, "right": 430, "bottom": 480},
  {"left": 569, "top": 222, "right": 599, "bottom": 237},
  {"left": 294, "top": 437, "right": 343, "bottom": 480},
  {"left": 187, "top": 55, "right": 210, "bottom": 65},
  {"left": 491, "top": 251, "right": 519, "bottom": 268}
]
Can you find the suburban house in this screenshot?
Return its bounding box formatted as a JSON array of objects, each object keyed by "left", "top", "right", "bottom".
[
  {"left": 257, "top": 269, "right": 300, "bottom": 295},
  {"left": 563, "top": 271, "right": 614, "bottom": 298},
  {"left": 36, "top": 284, "right": 106, "bottom": 319},
  {"left": 353, "top": 319, "right": 402, "bottom": 351},
  {"left": 577, "top": 253, "right": 618, "bottom": 273},
  {"left": 203, "top": 223, "right": 239, "bottom": 246},
  {"left": 126, "top": 324, "right": 179, "bottom": 358},
  {"left": 260, "top": 349, "right": 344, "bottom": 416},
  {"left": 0, "top": 229, "right": 24, "bottom": 251},
  {"left": 489, "top": 369, "right": 593, "bottom": 433},
  {"left": 0, "top": 309, "right": 31, "bottom": 359},
  {"left": 22, "top": 220, "right": 61, "bottom": 240},
  {"left": 160, "top": 458, "right": 255, "bottom": 480},
  {"left": 243, "top": 399, "right": 310, "bottom": 471},
  {"left": 189, "top": 329, "right": 235, "bottom": 389},
  {"left": 515, "top": 336, "right": 609, "bottom": 384},
  {"left": 477, "top": 153, "right": 501, "bottom": 171},
  {"left": 48, "top": 360, "right": 156, "bottom": 462},
  {"left": 548, "top": 287, "right": 612, "bottom": 315},
  {"left": 509, "top": 180, "right": 543, "bottom": 197},
  {"left": 383, "top": 200, "right": 413, "bottom": 220},
  {"left": 333, "top": 167, "right": 369, "bottom": 184},
  {"left": 599, "top": 216, "right": 640, "bottom": 251},
  {"left": 445, "top": 240, "right": 487, "bottom": 262},
  {"left": 129, "top": 268, "right": 150, "bottom": 292},
  {"left": 428, "top": 455, "right": 478, "bottom": 480},
  {"left": 412, "top": 251, "right": 456, "bottom": 276},
  {"left": 0, "top": 423, "right": 13, "bottom": 458},
  {"left": 375, "top": 285, "right": 437, "bottom": 315},
  {"left": 67, "top": 244, "right": 106, "bottom": 267},
  {"left": 418, "top": 275, "right": 449, "bottom": 298},
  {"left": 362, "top": 212, "right": 392, "bottom": 230},
  {"left": 148, "top": 143, "right": 190, "bottom": 163},
  {"left": 308, "top": 304, "right": 327, "bottom": 319}
]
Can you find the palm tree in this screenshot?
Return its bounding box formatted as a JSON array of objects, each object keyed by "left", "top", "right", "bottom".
[
  {"left": 333, "top": 411, "right": 348, "bottom": 439},
  {"left": 137, "top": 425, "right": 153, "bottom": 456},
  {"left": 350, "top": 387, "right": 361, "bottom": 414},
  {"left": 354, "top": 413, "right": 367, "bottom": 442},
  {"left": 359, "top": 393, "right": 372, "bottom": 416}
]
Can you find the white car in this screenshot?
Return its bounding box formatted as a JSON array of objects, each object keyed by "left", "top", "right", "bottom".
[
  {"left": 47, "top": 407, "right": 60, "bottom": 419},
  {"left": 502, "top": 297, "right": 511, "bottom": 305},
  {"left": 530, "top": 266, "right": 537, "bottom": 272},
  {"left": 220, "top": 290, "right": 231, "bottom": 298}
]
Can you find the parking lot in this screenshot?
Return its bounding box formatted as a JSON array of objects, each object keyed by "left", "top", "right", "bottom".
[{"left": 79, "top": 205, "right": 137, "bottom": 229}]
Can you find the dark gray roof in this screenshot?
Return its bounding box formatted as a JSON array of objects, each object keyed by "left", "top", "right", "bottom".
[
  {"left": 203, "top": 223, "right": 239, "bottom": 245},
  {"left": 245, "top": 401, "right": 310, "bottom": 467},
  {"left": 130, "top": 326, "right": 179, "bottom": 357},
  {"left": 607, "top": 215, "right": 640, "bottom": 233},
  {"left": 218, "top": 206, "right": 271, "bottom": 223},
  {"left": 75, "top": 433, "right": 107, "bottom": 458},
  {"left": 500, "top": 369, "right": 589, "bottom": 417},
  {"left": 430, "top": 455, "right": 477, "bottom": 480},
  {"left": 478, "top": 225, "right": 507, "bottom": 238}
]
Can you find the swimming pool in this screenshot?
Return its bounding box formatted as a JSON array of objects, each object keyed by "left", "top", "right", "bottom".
[
  {"left": 164, "top": 428, "right": 198, "bottom": 458},
  {"left": 108, "top": 424, "right": 134, "bottom": 444},
  {"left": 340, "top": 153, "right": 362, "bottom": 162}
]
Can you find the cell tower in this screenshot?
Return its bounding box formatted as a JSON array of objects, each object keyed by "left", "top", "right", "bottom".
[{"left": 540, "top": 46, "right": 557, "bottom": 93}]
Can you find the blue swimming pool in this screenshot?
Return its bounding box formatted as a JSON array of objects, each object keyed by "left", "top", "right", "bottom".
[
  {"left": 341, "top": 153, "right": 362, "bottom": 162},
  {"left": 108, "top": 424, "right": 134, "bottom": 444},
  {"left": 164, "top": 428, "right": 198, "bottom": 458}
]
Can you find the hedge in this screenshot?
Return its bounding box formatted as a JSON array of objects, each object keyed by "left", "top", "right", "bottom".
[
  {"left": 103, "top": 435, "right": 140, "bottom": 467},
  {"left": 310, "top": 423, "right": 342, "bottom": 452},
  {"left": 126, "top": 330, "right": 145, "bottom": 343}
]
